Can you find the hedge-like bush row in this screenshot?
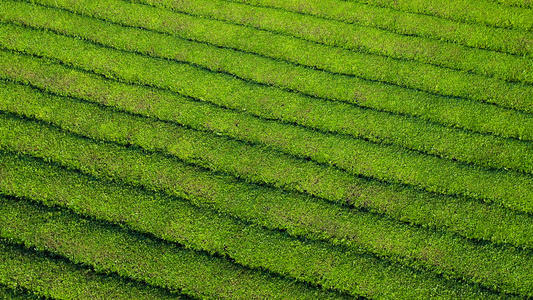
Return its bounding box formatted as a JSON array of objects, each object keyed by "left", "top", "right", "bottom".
[
  {"left": 487, "top": 0, "right": 533, "bottom": 8},
  {"left": 4, "top": 17, "right": 533, "bottom": 145},
  {"left": 0, "top": 239, "right": 181, "bottom": 300},
  {"left": 0, "top": 196, "right": 346, "bottom": 299},
  {"left": 134, "top": 0, "right": 533, "bottom": 84},
  {"left": 0, "top": 283, "right": 42, "bottom": 300},
  {"left": 3, "top": 76, "right": 533, "bottom": 217},
  {"left": 222, "top": 0, "right": 533, "bottom": 56},
  {"left": 1, "top": 114, "right": 533, "bottom": 296},
  {"left": 5, "top": 0, "right": 533, "bottom": 113},
  {"left": 346, "top": 0, "right": 533, "bottom": 30},
  {"left": 3, "top": 34, "right": 533, "bottom": 176},
  {"left": 2, "top": 151, "right": 533, "bottom": 297},
  {"left": 2, "top": 77, "right": 533, "bottom": 250},
  {"left": 2, "top": 0, "right": 531, "bottom": 298},
  {"left": 3, "top": 153, "right": 512, "bottom": 298},
  {"left": 2, "top": 9, "right": 532, "bottom": 144}
]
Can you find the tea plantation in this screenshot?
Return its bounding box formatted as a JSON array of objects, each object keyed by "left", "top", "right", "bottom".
[{"left": 0, "top": 0, "right": 532, "bottom": 299}]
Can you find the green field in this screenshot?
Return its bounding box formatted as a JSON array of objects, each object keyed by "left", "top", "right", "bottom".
[{"left": 1, "top": 0, "right": 532, "bottom": 299}]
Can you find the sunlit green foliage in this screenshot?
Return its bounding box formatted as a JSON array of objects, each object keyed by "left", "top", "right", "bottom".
[
  {"left": 0, "top": 240, "right": 183, "bottom": 300},
  {"left": 3, "top": 152, "right": 511, "bottom": 299},
  {"left": 224, "top": 0, "right": 533, "bottom": 55},
  {"left": 1, "top": 0, "right": 532, "bottom": 298}
]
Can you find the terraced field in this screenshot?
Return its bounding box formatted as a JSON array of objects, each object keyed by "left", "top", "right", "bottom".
[{"left": 1, "top": 0, "right": 532, "bottom": 299}]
